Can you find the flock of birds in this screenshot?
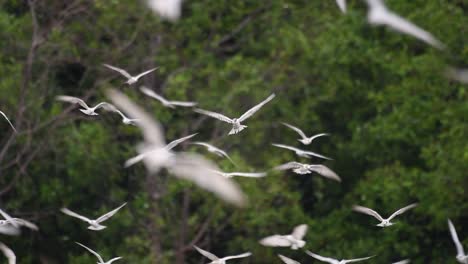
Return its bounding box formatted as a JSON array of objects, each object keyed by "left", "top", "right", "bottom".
[{"left": 0, "top": 0, "right": 467, "bottom": 263}]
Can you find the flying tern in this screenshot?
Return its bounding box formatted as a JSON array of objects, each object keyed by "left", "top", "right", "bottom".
[
  {"left": 103, "top": 64, "right": 158, "bottom": 85},
  {"left": 282, "top": 123, "right": 329, "bottom": 145},
  {"left": 259, "top": 224, "right": 307, "bottom": 250},
  {"left": 272, "top": 144, "right": 332, "bottom": 160},
  {"left": 274, "top": 162, "right": 341, "bottom": 182},
  {"left": 191, "top": 142, "right": 235, "bottom": 165},
  {"left": 61, "top": 202, "right": 126, "bottom": 231},
  {"left": 306, "top": 251, "right": 374, "bottom": 264},
  {"left": 193, "top": 246, "right": 251, "bottom": 264},
  {"left": 0, "top": 209, "right": 38, "bottom": 231},
  {"left": 56, "top": 96, "right": 113, "bottom": 116},
  {"left": 76, "top": 242, "right": 122, "bottom": 264},
  {"left": 352, "top": 203, "right": 418, "bottom": 227}
]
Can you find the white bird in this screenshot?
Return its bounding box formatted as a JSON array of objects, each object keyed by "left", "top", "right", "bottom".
[
  {"left": 0, "top": 242, "right": 15, "bottom": 264},
  {"left": 194, "top": 93, "right": 275, "bottom": 135},
  {"left": 61, "top": 203, "right": 126, "bottom": 231},
  {"left": 0, "top": 209, "right": 38, "bottom": 231},
  {"left": 352, "top": 203, "right": 418, "bottom": 227},
  {"left": 393, "top": 260, "right": 410, "bottom": 264},
  {"left": 272, "top": 144, "right": 332, "bottom": 160},
  {"left": 364, "top": 0, "right": 445, "bottom": 50},
  {"left": 124, "top": 133, "right": 197, "bottom": 168},
  {"left": 76, "top": 242, "right": 122, "bottom": 264},
  {"left": 106, "top": 89, "right": 246, "bottom": 207},
  {"left": 191, "top": 142, "right": 235, "bottom": 165},
  {"left": 140, "top": 86, "right": 197, "bottom": 108},
  {"left": 306, "top": 251, "right": 374, "bottom": 264},
  {"left": 103, "top": 64, "right": 158, "bottom": 85},
  {"left": 0, "top": 111, "right": 16, "bottom": 132},
  {"left": 102, "top": 104, "right": 139, "bottom": 125},
  {"left": 56, "top": 96, "right": 113, "bottom": 116},
  {"left": 335, "top": 0, "right": 346, "bottom": 13},
  {"left": 259, "top": 224, "right": 307, "bottom": 250},
  {"left": 282, "top": 123, "right": 329, "bottom": 145},
  {"left": 274, "top": 162, "right": 341, "bottom": 182},
  {"left": 146, "top": 0, "right": 183, "bottom": 22},
  {"left": 448, "top": 219, "right": 468, "bottom": 263},
  {"left": 279, "top": 254, "right": 301, "bottom": 264},
  {"left": 213, "top": 170, "right": 267, "bottom": 179},
  {"left": 193, "top": 246, "right": 251, "bottom": 264},
  {"left": 446, "top": 67, "right": 468, "bottom": 84}
]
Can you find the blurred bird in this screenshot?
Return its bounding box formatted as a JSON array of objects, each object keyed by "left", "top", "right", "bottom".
[
  {"left": 259, "top": 224, "right": 307, "bottom": 250},
  {"left": 103, "top": 64, "right": 158, "bottom": 85},
  {"left": 0, "top": 209, "right": 38, "bottom": 231},
  {"left": 271, "top": 144, "right": 332, "bottom": 160},
  {"left": 274, "top": 162, "right": 341, "bottom": 182},
  {"left": 194, "top": 93, "right": 275, "bottom": 135},
  {"left": 336, "top": 0, "right": 346, "bottom": 13},
  {"left": 213, "top": 170, "right": 267, "bottom": 179},
  {"left": 448, "top": 219, "right": 468, "bottom": 264},
  {"left": 445, "top": 67, "right": 468, "bottom": 84},
  {"left": 279, "top": 254, "right": 301, "bottom": 264},
  {"left": 193, "top": 246, "right": 251, "bottom": 264},
  {"left": 393, "top": 260, "right": 410, "bottom": 264},
  {"left": 282, "top": 123, "right": 329, "bottom": 145},
  {"left": 0, "top": 111, "right": 16, "bottom": 132},
  {"left": 140, "top": 86, "right": 197, "bottom": 108},
  {"left": 146, "top": 0, "right": 182, "bottom": 22},
  {"left": 56, "top": 96, "right": 113, "bottom": 116},
  {"left": 352, "top": 203, "right": 418, "bottom": 227},
  {"left": 364, "top": 0, "right": 445, "bottom": 49},
  {"left": 102, "top": 104, "right": 139, "bottom": 125},
  {"left": 306, "top": 251, "right": 374, "bottom": 264},
  {"left": 0, "top": 242, "right": 15, "bottom": 264},
  {"left": 191, "top": 142, "right": 236, "bottom": 165},
  {"left": 76, "top": 242, "right": 122, "bottom": 264},
  {"left": 61, "top": 203, "right": 126, "bottom": 231},
  {"left": 107, "top": 89, "right": 246, "bottom": 207}
]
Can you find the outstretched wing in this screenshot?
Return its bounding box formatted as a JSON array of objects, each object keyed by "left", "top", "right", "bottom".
[
  {"left": 103, "top": 64, "right": 132, "bottom": 79},
  {"left": 305, "top": 251, "right": 337, "bottom": 264},
  {"left": 93, "top": 102, "right": 115, "bottom": 111},
  {"left": 0, "top": 111, "right": 16, "bottom": 132},
  {"left": 448, "top": 219, "right": 466, "bottom": 257},
  {"left": 226, "top": 172, "right": 267, "bottom": 178},
  {"left": 282, "top": 122, "right": 307, "bottom": 139},
  {"left": 302, "top": 150, "right": 333, "bottom": 160},
  {"left": 108, "top": 257, "right": 123, "bottom": 263},
  {"left": 76, "top": 242, "right": 104, "bottom": 263},
  {"left": 223, "top": 252, "right": 252, "bottom": 261},
  {"left": 165, "top": 133, "right": 197, "bottom": 151},
  {"left": 168, "top": 101, "right": 198, "bottom": 107},
  {"left": 388, "top": 203, "right": 418, "bottom": 221},
  {"left": 56, "top": 95, "right": 89, "bottom": 109},
  {"left": 272, "top": 143, "right": 299, "bottom": 152},
  {"left": 308, "top": 165, "right": 341, "bottom": 182},
  {"left": 193, "top": 246, "right": 219, "bottom": 261},
  {"left": 392, "top": 260, "right": 410, "bottom": 264},
  {"left": 352, "top": 205, "right": 384, "bottom": 222},
  {"left": 96, "top": 202, "right": 127, "bottom": 223},
  {"left": 274, "top": 162, "right": 304, "bottom": 171},
  {"left": 0, "top": 209, "right": 19, "bottom": 228},
  {"left": 0, "top": 242, "right": 15, "bottom": 264},
  {"left": 278, "top": 254, "right": 301, "bottom": 264},
  {"left": 259, "top": 235, "right": 292, "bottom": 247},
  {"left": 135, "top": 67, "right": 158, "bottom": 79},
  {"left": 336, "top": 0, "right": 346, "bottom": 13},
  {"left": 12, "top": 218, "right": 39, "bottom": 231},
  {"left": 60, "top": 208, "right": 92, "bottom": 223},
  {"left": 140, "top": 86, "right": 168, "bottom": 104},
  {"left": 193, "top": 108, "right": 233, "bottom": 123},
  {"left": 238, "top": 93, "right": 275, "bottom": 122},
  {"left": 291, "top": 224, "right": 308, "bottom": 240},
  {"left": 344, "top": 255, "right": 375, "bottom": 263}
]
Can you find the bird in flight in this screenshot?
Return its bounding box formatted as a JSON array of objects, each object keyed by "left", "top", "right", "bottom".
[
  {"left": 140, "top": 86, "right": 197, "bottom": 108},
  {"left": 103, "top": 64, "right": 158, "bottom": 85},
  {"left": 146, "top": 0, "right": 183, "bottom": 22},
  {"left": 279, "top": 254, "right": 301, "bottom": 264},
  {"left": 0, "top": 242, "right": 15, "bottom": 264},
  {"left": 272, "top": 144, "right": 332, "bottom": 160},
  {"left": 76, "top": 242, "right": 122, "bottom": 264},
  {"left": 194, "top": 93, "right": 275, "bottom": 135},
  {"left": 107, "top": 89, "right": 246, "bottom": 207},
  {"left": 56, "top": 96, "right": 114, "bottom": 116},
  {"left": 392, "top": 260, "right": 410, "bottom": 264},
  {"left": 61, "top": 202, "right": 126, "bottom": 231},
  {"left": 364, "top": 0, "right": 445, "bottom": 50},
  {"left": 446, "top": 67, "right": 468, "bottom": 84},
  {"left": 0, "top": 208, "right": 38, "bottom": 231},
  {"left": 193, "top": 246, "right": 251, "bottom": 264},
  {"left": 259, "top": 224, "right": 308, "bottom": 250},
  {"left": 448, "top": 219, "right": 468, "bottom": 264},
  {"left": 352, "top": 203, "right": 418, "bottom": 227},
  {"left": 281, "top": 123, "right": 329, "bottom": 145},
  {"left": 335, "top": 0, "right": 346, "bottom": 13},
  {"left": 102, "top": 104, "right": 139, "bottom": 125},
  {"left": 0, "top": 111, "right": 16, "bottom": 132},
  {"left": 212, "top": 170, "right": 267, "bottom": 179},
  {"left": 274, "top": 162, "right": 341, "bottom": 182},
  {"left": 190, "top": 142, "right": 235, "bottom": 165},
  {"left": 306, "top": 251, "right": 374, "bottom": 264}
]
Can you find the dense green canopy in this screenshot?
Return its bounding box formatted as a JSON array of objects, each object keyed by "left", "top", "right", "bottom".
[{"left": 0, "top": 0, "right": 467, "bottom": 263}]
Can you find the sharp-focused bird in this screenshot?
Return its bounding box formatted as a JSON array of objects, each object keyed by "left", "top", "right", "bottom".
[
  {"left": 0, "top": 209, "right": 38, "bottom": 231},
  {"left": 364, "top": 0, "right": 445, "bottom": 50},
  {"left": 56, "top": 96, "right": 113, "bottom": 116},
  {"left": 352, "top": 203, "right": 418, "bottom": 227},
  {"left": 259, "top": 224, "right": 307, "bottom": 250},
  {"left": 76, "top": 242, "right": 122, "bottom": 264},
  {"left": 272, "top": 144, "right": 332, "bottom": 160},
  {"left": 306, "top": 251, "right": 374, "bottom": 264},
  {"left": 282, "top": 122, "right": 329, "bottom": 145},
  {"left": 0, "top": 111, "right": 16, "bottom": 132},
  {"left": 191, "top": 142, "right": 235, "bottom": 165},
  {"left": 336, "top": 0, "right": 346, "bottom": 13},
  {"left": 103, "top": 64, "right": 158, "bottom": 85},
  {"left": 274, "top": 162, "right": 341, "bottom": 182},
  {"left": 213, "top": 170, "right": 267, "bottom": 179},
  {"left": 193, "top": 246, "right": 251, "bottom": 264},
  {"left": 279, "top": 254, "right": 301, "bottom": 264},
  {"left": 448, "top": 219, "right": 468, "bottom": 264},
  {"left": 107, "top": 89, "right": 246, "bottom": 207},
  {"left": 0, "top": 242, "right": 15, "bottom": 264},
  {"left": 61, "top": 203, "right": 126, "bottom": 231},
  {"left": 140, "top": 86, "right": 197, "bottom": 108},
  {"left": 194, "top": 94, "right": 275, "bottom": 135},
  {"left": 146, "top": 0, "right": 182, "bottom": 22}
]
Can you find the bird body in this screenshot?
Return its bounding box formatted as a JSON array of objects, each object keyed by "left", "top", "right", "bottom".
[
  {"left": 194, "top": 246, "right": 251, "bottom": 264},
  {"left": 56, "top": 96, "right": 112, "bottom": 116},
  {"left": 281, "top": 123, "right": 329, "bottom": 145},
  {"left": 352, "top": 204, "right": 418, "bottom": 227},
  {"left": 274, "top": 162, "right": 341, "bottom": 182},
  {"left": 306, "top": 251, "right": 374, "bottom": 264},
  {"left": 0, "top": 209, "right": 38, "bottom": 231},
  {"left": 103, "top": 64, "right": 158, "bottom": 85},
  {"left": 259, "top": 224, "right": 307, "bottom": 250},
  {"left": 61, "top": 203, "right": 126, "bottom": 231}
]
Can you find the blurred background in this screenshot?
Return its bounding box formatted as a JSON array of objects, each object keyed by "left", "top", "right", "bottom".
[{"left": 0, "top": 0, "right": 467, "bottom": 263}]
